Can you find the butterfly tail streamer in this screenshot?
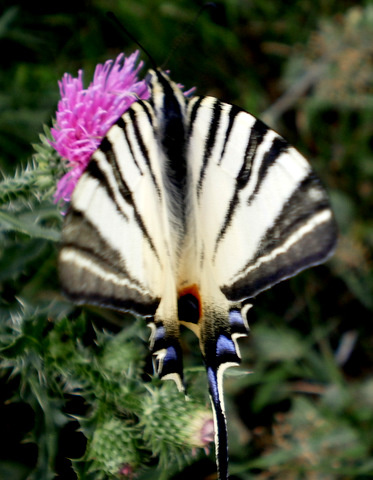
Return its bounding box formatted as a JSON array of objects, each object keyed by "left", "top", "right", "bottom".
[
  {"left": 204, "top": 306, "right": 251, "bottom": 479},
  {"left": 207, "top": 364, "right": 230, "bottom": 479}
]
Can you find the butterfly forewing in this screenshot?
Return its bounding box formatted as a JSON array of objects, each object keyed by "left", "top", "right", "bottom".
[
  {"left": 59, "top": 100, "right": 174, "bottom": 316},
  {"left": 186, "top": 96, "right": 336, "bottom": 300}
]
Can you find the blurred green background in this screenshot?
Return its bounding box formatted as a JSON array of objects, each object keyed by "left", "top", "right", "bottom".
[{"left": 0, "top": 0, "right": 372, "bottom": 479}]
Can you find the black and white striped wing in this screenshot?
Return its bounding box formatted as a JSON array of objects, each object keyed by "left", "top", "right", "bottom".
[
  {"left": 185, "top": 96, "right": 337, "bottom": 479},
  {"left": 59, "top": 100, "right": 170, "bottom": 317},
  {"left": 187, "top": 96, "right": 336, "bottom": 301}
]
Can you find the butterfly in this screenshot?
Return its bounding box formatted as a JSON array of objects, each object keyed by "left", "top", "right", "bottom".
[{"left": 58, "top": 67, "right": 337, "bottom": 479}]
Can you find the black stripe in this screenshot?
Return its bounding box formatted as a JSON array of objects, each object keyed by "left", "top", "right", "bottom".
[
  {"left": 152, "top": 72, "right": 188, "bottom": 230},
  {"left": 62, "top": 208, "right": 147, "bottom": 290},
  {"left": 132, "top": 210, "right": 160, "bottom": 265},
  {"left": 89, "top": 140, "right": 161, "bottom": 263},
  {"left": 218, "top": 104, "right": 243, "bottom": 165},
  {"left": 222, "top": 216, "right": 335, "bottom": 301},
  {"left": 61, "top": 286, "right": 159, "bottom": 317},
  {"left": 98, "top": 138, "right": 133, "bottom": 205},
  {"left": 251, "top": 173, "right": 333, "bottom": 260},
  {"left": 213, "top": 119, "right": 268, "bottom": 254},
  {"left": 145, "top": 70, "right": 187, "bottom": 233},
  {"left": 157, "top": 73, "right": 186, "bottom": 178},
  {"left": 222, "top": 173, "right": 337, "bottom": 301},
  {"left": 127, "top": 107, "right": 162, "bottom": 199},
  {"left": 85, "top": 154, "right": 129, "bottom": 217},
  {"left": 187, "top": 96, "right": 204, "bottom": 140},
  {"left": 237, "top": 119, "right": 268, "bottom": 189},
  {"left": 247, "top": 135, "right": 288, "bottom": 205},
  {"left": 117, "top": 116, "right": 143, "bottom": 176},
  {"left": 200, "top": 246, "right": 205, "bottom": 270},
  {"left": 60, "top": 212, "right": 160, "bottom": 316},
  {"left": 136, "top": 99, "right": 154, "bottom": 127},
  {"left": 197, "top": 99, "right": 222, "bottom": 198},
  {"left": 214, "top": 189, "right": 238, "bottom": 256}
]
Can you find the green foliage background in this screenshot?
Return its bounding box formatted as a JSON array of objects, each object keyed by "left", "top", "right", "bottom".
[{"left": 1, "top": 0, "right": 372, "bottom": 479}]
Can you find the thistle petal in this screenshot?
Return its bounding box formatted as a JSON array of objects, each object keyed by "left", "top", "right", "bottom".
[{"left": 50, "top": 51, "right": 150, "bottom": 203}]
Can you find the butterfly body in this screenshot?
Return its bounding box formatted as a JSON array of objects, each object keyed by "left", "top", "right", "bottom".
[{"left": 59, "top": 68, "right": 337, "bottom": 479}]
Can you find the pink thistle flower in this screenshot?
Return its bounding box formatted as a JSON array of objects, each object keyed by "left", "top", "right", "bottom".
[
  {"left": 50, "top": 51, "right": 150, "bottom": 203},
  {"left": 188, "top": 410, "right": 215, "bottom": 454}
]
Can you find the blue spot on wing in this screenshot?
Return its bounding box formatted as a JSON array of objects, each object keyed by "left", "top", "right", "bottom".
[
  {"left": 155, "top": 342, "right": 184, "bottom": 382},
  {"left": 216, "top": 334, "right": 236, "bottom": 357},
  {"left": 164, "top": 345, "right": 178, "bottom": 363},
  {"left": 155, "top": 325, "right": 165, "bottom": 341},
  {"left": 229, "top": 309, "right": 244, "bottom": 327},
  {"left": 229, "top": 309, "right": 248, "bottom": 335}
]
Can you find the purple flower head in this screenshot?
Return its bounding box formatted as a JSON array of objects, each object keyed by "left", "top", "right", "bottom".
[{"left": 51, "top": 51, "right": 150, "bottom": 203}]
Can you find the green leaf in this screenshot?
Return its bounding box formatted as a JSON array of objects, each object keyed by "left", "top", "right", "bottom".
[
  {"left": 0, "top": 335, "right": 35, "bottom": 358},
  {"left": 0, "top": 209, "right": 60, "bottom": 241}
]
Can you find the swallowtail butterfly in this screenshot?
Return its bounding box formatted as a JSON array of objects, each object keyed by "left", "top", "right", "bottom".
[{"left": 59, "top": 66, "right": 337, "bottom": 479}]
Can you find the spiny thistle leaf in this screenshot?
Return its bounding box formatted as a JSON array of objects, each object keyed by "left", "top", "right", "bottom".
[
  {"left": 0, "top": 126, "right": 64, "bottom": 240},
  {"left": 0, "top": 208, "right": 61, "bottom": 241},
  {"left": 141, "top": 382, "right": 214, "bottom": 470},
  {"left": 85, "top": 418, "right": 143, "bottom": 478},
  {"left": 0, "top": 126, "right": 63, "bottom": 207}
]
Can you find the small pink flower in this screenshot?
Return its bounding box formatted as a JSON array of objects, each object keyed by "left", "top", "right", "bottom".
[
  {"left": 119, "top": 463, "right": 138, "bottom": 479},
  {"left": 188, "top": 411, "right": 215, "bottom": 454},
  {"left": 50, "top": 51, "right": 150, "bottom": 203}
]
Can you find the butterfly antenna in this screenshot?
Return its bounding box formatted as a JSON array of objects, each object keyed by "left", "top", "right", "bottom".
[
  {"left": 161, "top": 2, "right": 216, "bottom": 69},
  {"left": 107, "top": 11, "right": 158, "bottom": 70}
]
